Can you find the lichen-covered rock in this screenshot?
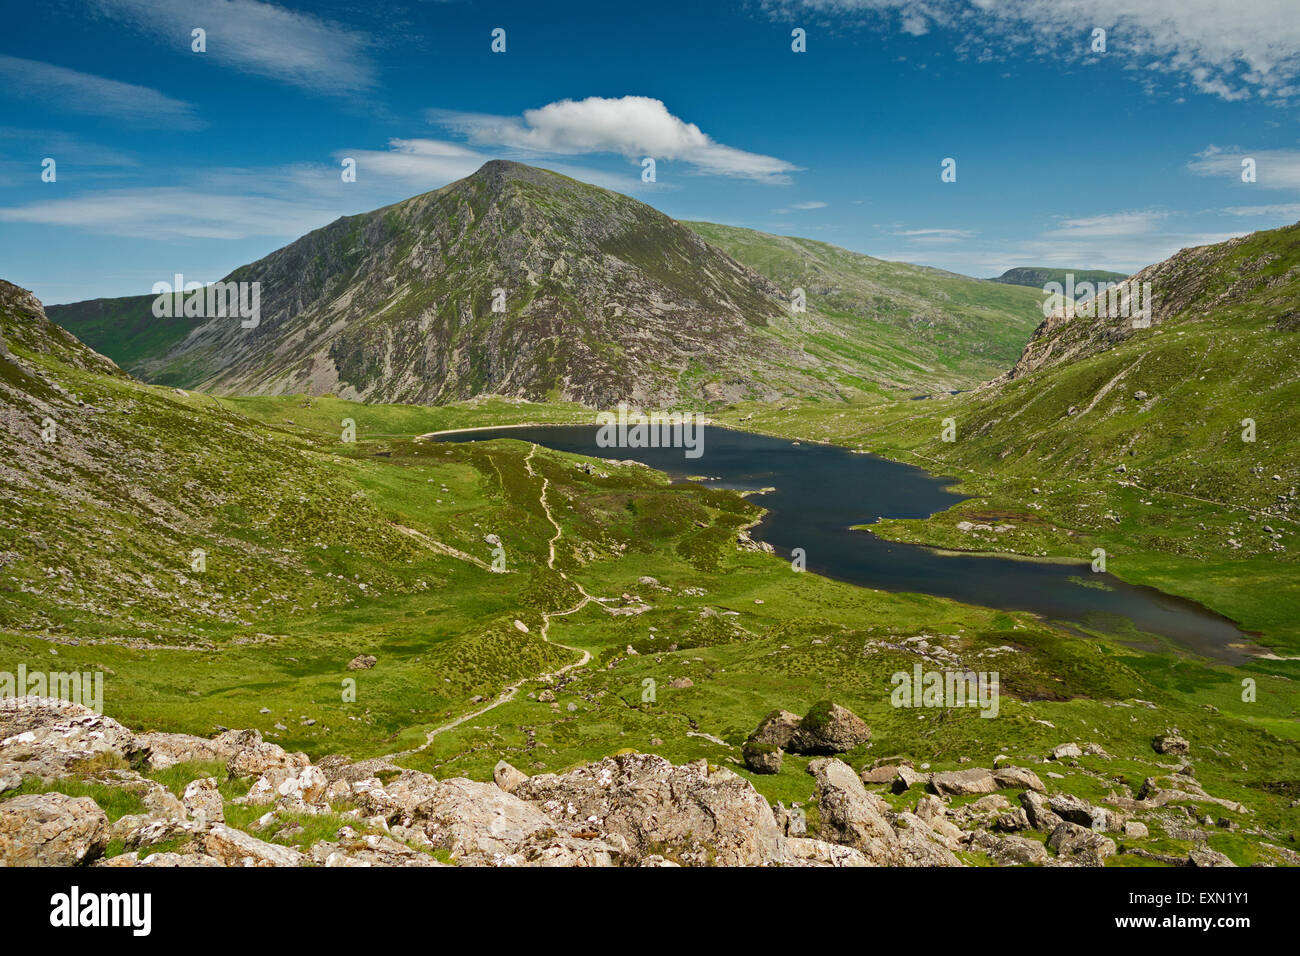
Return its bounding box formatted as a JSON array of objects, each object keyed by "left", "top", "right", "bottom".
[
  {"left": 409, "top": 777, "right": 560, "bottom": 864},
  {"left": 784, "top": 837, "right": 869, "bottom": 867},
  {"left": 135, "top": 731, "right": 239, "bottom": 771},
  {"left": 0, "top": 792, "right": 108, "bottom": 865},
  {"left": 202, "top": 823, "right": 304, "bottom": 867},
  {"left": 493, "top": 760, "right": 528, "bottom": 794},
  {"left": 226, "top": 738, "right": 310, "bottom": 779},
  {"left": 968, "top": 830, "right": 1049, "bottom": 866},
  {"left": 182, "top": 777, "right": 224, "bottom": 825},
  {"left": 515, "top": 752, "right": 785, "bottom": 866}
]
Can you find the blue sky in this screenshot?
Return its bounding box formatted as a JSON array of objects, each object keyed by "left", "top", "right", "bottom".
[{"left": 3, "top": 0, "right": 1299, "bottom": 304}]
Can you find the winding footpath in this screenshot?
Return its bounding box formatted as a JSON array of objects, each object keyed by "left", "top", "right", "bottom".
[{"left": 388, "top": 444, "right": 606, "bottom": 759}]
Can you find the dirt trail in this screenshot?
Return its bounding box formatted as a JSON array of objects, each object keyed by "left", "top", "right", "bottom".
[{"left": 387, "top": 444, "right": 605, "bottom": 758}]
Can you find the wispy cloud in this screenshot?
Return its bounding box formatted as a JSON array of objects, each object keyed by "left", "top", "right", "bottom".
[
  {"left": 88, "top": 0, "right": 377, "bottom": 94},
  {"left": 0, "top": 186, "right": 339, "bottom": 240},
  {"left": 768, "top": 0, "right": 1300, "bottom": 103},
  {"left": 891, "top": 227, "right": 976, "bottom": 242},
  {"left": 1047, "top": 210, "right": 1170, "bottom": 239},
  {"left": 430, "top": 96, "right": 801, "bottom": 183},
  {"left": 0, "top": 55, "right": 200, "bottom": 128},
  {"left": 1188, "top": 146, "right": 1300, "bottom": 190}
]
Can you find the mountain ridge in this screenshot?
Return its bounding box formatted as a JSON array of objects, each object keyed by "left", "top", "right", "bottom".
[{"left": 47, "top": 161, "right": 1043, "bottom": 405}]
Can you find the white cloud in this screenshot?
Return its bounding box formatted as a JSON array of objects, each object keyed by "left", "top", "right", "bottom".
[
  {"left": 1188, "top": 146, "right": 1300, "bottom": 190},
  {"left": 431, "top": 96, "right": 801, "bottom": 183},
  {"left": 769, "top": 0, "right": 1300, "bottom": 102},
  {"left": 88, "top": 0, "right": 376, "bottom": 94},
  {"left": 334, "top": 139, "right": 486, "bottom": 188},
  {"left": 0, "top": 55, "right": 200, "bottom": 128},
  {"left": 791, "top": 201, "right": 828, "bottom": 209}
]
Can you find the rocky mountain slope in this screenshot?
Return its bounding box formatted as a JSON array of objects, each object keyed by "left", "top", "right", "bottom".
[
  {"left": 49, "top": 161, "right": 819, "bottom": 409},
  {"left": 48, "top": 162, "right": 1043, "bottom": 406},
  {"left": 957, "top": 221, "right": 1300, "bottom": 513}
]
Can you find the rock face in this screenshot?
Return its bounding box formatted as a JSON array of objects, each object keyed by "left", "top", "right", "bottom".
[{"left": 0, "top": 792, "right": 108, "bottom": 865}]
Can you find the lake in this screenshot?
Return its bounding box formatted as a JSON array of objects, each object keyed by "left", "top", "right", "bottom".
[{"left": 432, "top": 424, "right": 1251, "bottom": 662}]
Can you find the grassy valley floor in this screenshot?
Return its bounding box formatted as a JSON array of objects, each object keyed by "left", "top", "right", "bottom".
[{"left": 6, "top": 367, "right": 1296, "bottom": 863}]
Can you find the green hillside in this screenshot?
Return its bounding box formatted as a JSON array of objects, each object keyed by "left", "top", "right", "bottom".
[{"left": 684, "top": 221, "right": 1043, "bottom": 389}]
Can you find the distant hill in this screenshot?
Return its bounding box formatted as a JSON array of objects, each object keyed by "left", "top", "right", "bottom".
[{"left": 988, "top": 267, "right": 1128, "bottom": 290}]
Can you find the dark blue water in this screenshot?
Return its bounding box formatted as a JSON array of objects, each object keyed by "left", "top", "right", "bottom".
[{"left": 433, "top": 424, "right": 1251, "bottom": 662}]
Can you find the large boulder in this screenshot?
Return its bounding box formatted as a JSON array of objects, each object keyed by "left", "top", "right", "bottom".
[
  {"left": 993, "top": 766, "right": 1046, "bottom": 792},
  {"left": 493, "top": 761, "right": 528, "bottom": 794},
  {"left": 747, "top": 710, "right": 801, "bottom": 749},
  {"left": 789, "top": 702, "right": 871, "bottom": 755},
  {"left": 1048, "top": 822, "right": 1116, "bottom": 866},
  {"left": 1153, "top": 734, "right": 1190, "bottom": 756},
  {"left": 515, "top": 752, "right": 785, "bottom": 866},
  {"left": 202, "top": 824, "right": 304, "bottom": 867},
  {"left": 226, "top": 737, "right": 309, "bottom": 778},
  {"left": 742, "top": 740, "right": 783, "bottom": 774},
  {"left": 808, "top": 757, "right": 961, "bottom": 866},
  {"left": 929, "top": 768, "right": 998, "bottom": 797},
  {"left": 0, "top": 792, "right": 108, "bottom": 865}
]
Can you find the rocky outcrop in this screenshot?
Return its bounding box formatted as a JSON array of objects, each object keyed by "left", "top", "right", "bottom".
[
  {"left": 514, "top": 753, "right": 785, "bottom": 866},
  {"left": 0, "top": 698, "right": 1263, "bottom": 868},
  {"left": 0, "top": 792, "right": 108, "bottom": 865}
]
